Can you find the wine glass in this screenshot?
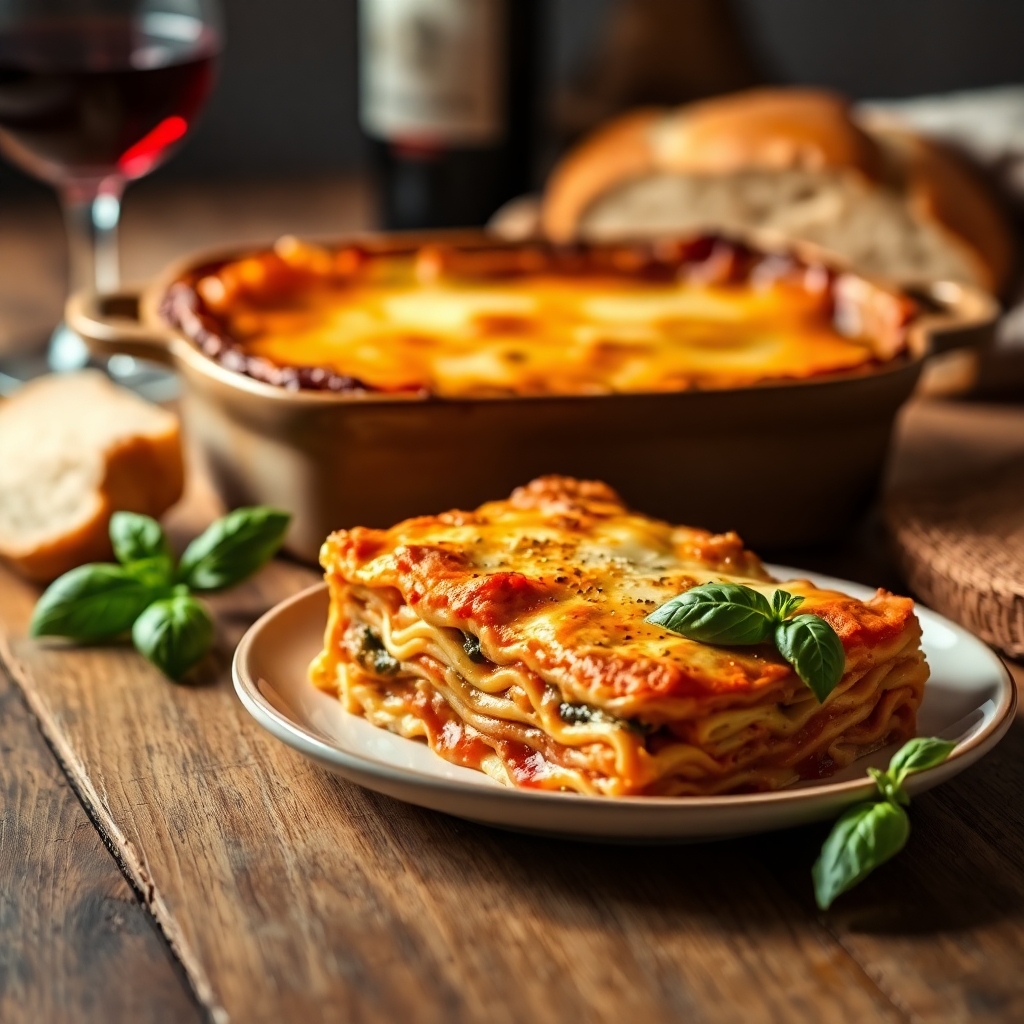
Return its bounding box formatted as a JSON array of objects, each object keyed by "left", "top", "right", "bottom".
[{"left": 0, "top": 0, "right": 222, "bottom": 390}]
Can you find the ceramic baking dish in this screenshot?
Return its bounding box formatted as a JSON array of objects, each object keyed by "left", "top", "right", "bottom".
[{"left": 66, "top": 232, "right": 997, "bottom": 560}]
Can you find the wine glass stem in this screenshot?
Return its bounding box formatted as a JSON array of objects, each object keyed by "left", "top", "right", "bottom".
[{"left": 59, "top": 178, "right": 125, "bottom": 295}]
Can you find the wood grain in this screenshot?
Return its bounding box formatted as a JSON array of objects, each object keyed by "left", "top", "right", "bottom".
[
  {"left": 828, "top": 722, "right": 1024, "bottom": 1023},
  {"left": 759, "top": 687, "right": 1024, "bottom": 1024},
  {"left": 0, "top": 654, "right": 201, "bottom": 1024}
]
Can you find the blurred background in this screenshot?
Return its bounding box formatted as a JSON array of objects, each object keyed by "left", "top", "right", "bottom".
[
  {"left": 3, "top": 0, "right": 1024, "bottom": 188},
  {"left": 1, "top": 0, "right": 1023, "bottom": 353}
]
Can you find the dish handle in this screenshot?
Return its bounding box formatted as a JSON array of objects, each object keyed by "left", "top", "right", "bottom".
[
  {"left": 65, "top": 287, "right": 175, "bottom": 367},
  {"left": 911, "top": 280, "right": 1000, "bottom": 358},
  {"left": 905, "top": 281, "right": 999, "bottom": 396}
]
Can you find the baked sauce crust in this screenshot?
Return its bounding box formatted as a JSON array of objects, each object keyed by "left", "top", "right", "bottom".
[
  {"left": 319, "top": 476, "right": 921, "bottom": 715},
  {"left": 163, "top": 235, "right": 916, "bottom": 397}
]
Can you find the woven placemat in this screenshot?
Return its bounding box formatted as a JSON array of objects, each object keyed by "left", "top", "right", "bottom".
[{"left": 887, "top": 459, "right": 1024, "bottom": 657}]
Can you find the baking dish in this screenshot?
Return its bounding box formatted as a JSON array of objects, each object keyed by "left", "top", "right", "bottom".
[{"left": 66, "top": 232, "right": 997, "bottom": 560}]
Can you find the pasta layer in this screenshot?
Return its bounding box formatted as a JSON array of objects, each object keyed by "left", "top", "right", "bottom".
[{"left": 311, "top": 476, "right": 928, "bottom": 796}]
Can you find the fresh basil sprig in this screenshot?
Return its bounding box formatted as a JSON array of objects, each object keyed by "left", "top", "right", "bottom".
[
  {"left": 110, "top": 509, "right": 173, "bottom": 567},
  {"left": 646, "top": 582, "right": 782, "bottom": 645},
  {"left": 132, "top": 594, "right": 215, "bottom": 680},
  {"left": 813, "top": 736, "right": 956, "bottom": 909},
  {"left": 775, "top": 614, "right": 846, "bottom": 703},
  {"left": 30, "top": 507, "right": 289, "bottom": 680},
  {"left": 30, "top": 562, "right": 164, "bottom": 642},
  {"left": 887, "top": 735, "right": 958, "bottom": 785},
  {"left": 178, "top": 506, "right": 291, "bottom": 592},
  {"left": 647, "top": 582, "right": 844, "bottom": 702}
]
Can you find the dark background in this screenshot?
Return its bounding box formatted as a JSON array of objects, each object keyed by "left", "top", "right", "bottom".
[{"left": 3, "top": 0, "right": 1024, "bottom": 188}]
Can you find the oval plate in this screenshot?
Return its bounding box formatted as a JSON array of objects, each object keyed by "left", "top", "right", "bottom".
[{"left": 233, "top": 567, "right": 1015, "bottom": 841}]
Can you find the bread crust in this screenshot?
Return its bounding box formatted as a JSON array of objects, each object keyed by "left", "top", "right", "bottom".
[
  {"left": 542, "top": 108, "right": 664, "bottom": 243},
  {"left": 6, "top": 423, "right": 184, "bottom": 583},
  {"left": 542, "top": 88, "right": 1013, "bottom": 293},
  {"left": 862, "top": 118, "right": 1014, "bottom": 294},
  {"left": 651, "top": 88, "right": 884, "bottom": 178},
  {"left": 0, "top": 374, "right": 185, "bottom": 583}
]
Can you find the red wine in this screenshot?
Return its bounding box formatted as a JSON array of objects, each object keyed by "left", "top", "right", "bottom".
[
  {"left": 359, "top": 0, "right": 542, "bottom": 230},
  {"left": 0, "top": 15, "right": 219, "bottom": 185}
]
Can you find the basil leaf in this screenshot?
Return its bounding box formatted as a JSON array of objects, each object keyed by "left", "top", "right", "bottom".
[
  {"left": 774, "top": 614, "right": 845, "bottom": 702},
  {"left": 178, "top": 506, "right": 290, "bottom": 592},
  {"left": 30, "top": 564, "right": 159, "bottom": 642},
  {"left": 888, "top": 736, "right": 957, "bottom": 787},
  {"left": 867, "top": 767, "right": 909, "bottom": 807},
  {"left": 132, "top": 595, "right": 214, "bottom": 680},
  {"left": 646, "top": 583, "right": 774, "bottom": 645},
  {"left": 124, "top": 555, "right": 174, "bottom": 590},
  {"left": 772, "top": 589, "right": 804, "bottom": 622},
  {"left": 109, "top": 511, "right": 172, "bottom": 566},
  {"left": 813, "top": 800, "right": 910, "bottom": 910}
]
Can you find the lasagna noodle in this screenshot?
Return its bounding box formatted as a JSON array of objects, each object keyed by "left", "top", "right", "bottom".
[{"left": 310, "top": 476, "right": 929, "bottom": 797}]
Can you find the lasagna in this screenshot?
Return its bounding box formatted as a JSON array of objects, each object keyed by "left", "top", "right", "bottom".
[
  {"left": 164, "top": 234, "right": 915, "bottom": 397},
  {"left": 310, "top": 477, "right": 928, "bottom": 796}
]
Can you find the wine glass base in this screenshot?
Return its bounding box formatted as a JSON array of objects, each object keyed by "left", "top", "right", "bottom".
[
  {"left": 104, "top": 352, "right": 179, "bottom": 403},
  {"left": 0, "top": 349, "right": 49, "bottom": 396},
  {"left": 0, "top": 323, "right": 178, "bottom": 403},
  {"left": 48, "top": 321, "right": 91, "bottom": 372}
]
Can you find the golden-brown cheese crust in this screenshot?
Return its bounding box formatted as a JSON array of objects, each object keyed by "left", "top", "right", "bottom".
[
  {"left": 170, "top": 237, "right": 914, "bottom": 399},
  {"left": 320, "top": 476, "right": 919, "bottom": 714}
]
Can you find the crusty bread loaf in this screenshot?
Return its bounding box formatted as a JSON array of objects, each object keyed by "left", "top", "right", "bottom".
[
  {"left": 0, "top": 371, "right": 184, "bottom": 582},
  {"left": 542, "top": 88, "right": 1013, "bottom": 294}
]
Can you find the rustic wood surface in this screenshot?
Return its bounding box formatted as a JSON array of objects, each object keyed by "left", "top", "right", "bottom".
[
  {"left": 0, "top": 646, "right": 201, "bottom": 1024},
  {"left": 3, "top": 181, "right": 1024, "bottom": 1022},
  {"left": 0, "top": 402, "right": 1021, "bottom": 1023}
]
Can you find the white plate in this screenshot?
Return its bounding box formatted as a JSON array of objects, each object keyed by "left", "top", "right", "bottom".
[{"left": 232, "top": 567, "right": 1016, "bottom": 841}]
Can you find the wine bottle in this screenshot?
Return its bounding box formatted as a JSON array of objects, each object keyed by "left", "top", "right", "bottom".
[{"left": 358, "top": 0, "right": 541, "bottom": 230}]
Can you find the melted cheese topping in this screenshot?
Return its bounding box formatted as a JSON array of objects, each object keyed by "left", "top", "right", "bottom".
[
  {"left": 311, "top": 476, "right": 928, "bottom": 795},
  {"left": 187, "top": 240, "right": 911, "bottom": 397}
]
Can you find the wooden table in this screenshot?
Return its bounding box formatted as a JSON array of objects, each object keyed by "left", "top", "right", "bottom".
[{"left": 3, "top": 182, "right": 1024, "bottom": 1023}]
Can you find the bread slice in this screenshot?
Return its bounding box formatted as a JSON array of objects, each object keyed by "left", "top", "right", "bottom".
[
  {"left": 0, "top": 371, "right": 184, "bottom": 582},
  {"left": 542, "top": 88, "right": 1013, "bottom": 295},
  {"left": 576, "top": 166, "right": 989, "bottom": 286}
]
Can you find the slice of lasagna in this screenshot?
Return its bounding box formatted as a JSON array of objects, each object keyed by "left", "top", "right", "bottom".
[{"left": 310, "top": 477, "right": 928, "bottom": 796}]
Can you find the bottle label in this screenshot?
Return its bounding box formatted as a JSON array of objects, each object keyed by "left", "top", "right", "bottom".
[{"left": 359, "top": 0, "right": 505, "bottom": 145}]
